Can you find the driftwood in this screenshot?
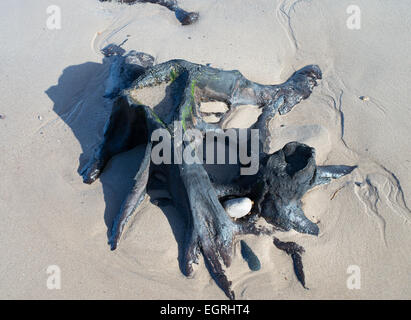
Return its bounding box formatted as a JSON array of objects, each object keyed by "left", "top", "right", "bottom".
[
  {"left": 81, "top": 50, "right": 356, "bottom": 299},
  {"left": 99, "top": 0, "right": 199, "bottom": 25}
]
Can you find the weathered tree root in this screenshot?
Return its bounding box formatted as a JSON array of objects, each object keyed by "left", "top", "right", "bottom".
[
  {"left": 273, "top": 237, "right": 307, "bottom": 289},
  {"left": 99, "top": 0, "right": 199, "bottom": 25},
  {"left": 81, "top": 49, "right": 356, "bottom": 299},
  {"left": 232, "top": 142, "right": 357, "bottom": 235}
]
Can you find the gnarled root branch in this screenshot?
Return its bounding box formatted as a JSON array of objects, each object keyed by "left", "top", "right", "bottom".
[{"left": 99, "top": 0, "right": 199, "bottom": 25}]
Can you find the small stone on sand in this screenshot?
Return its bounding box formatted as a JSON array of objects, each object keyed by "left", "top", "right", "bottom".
[{"left": 223, "top": 197, "right": 253, "bottom": 219}]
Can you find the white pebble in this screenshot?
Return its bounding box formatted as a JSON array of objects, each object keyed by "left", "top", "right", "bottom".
[{"left": 223, "top": 197, "right": 253, "bottom": 219}]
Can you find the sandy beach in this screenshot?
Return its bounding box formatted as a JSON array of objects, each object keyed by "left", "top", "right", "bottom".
[{"left": 0, "top": 0, "right": 410, "bottom": 299}]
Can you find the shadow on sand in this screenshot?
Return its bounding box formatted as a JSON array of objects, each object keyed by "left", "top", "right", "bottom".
[{"left": 45, "top": 58, "right": 189, "bottom": 271}]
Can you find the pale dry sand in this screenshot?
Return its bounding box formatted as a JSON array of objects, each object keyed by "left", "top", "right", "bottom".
[{"left": 0, "top": 0, "right": 410, "bottom": 299}]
